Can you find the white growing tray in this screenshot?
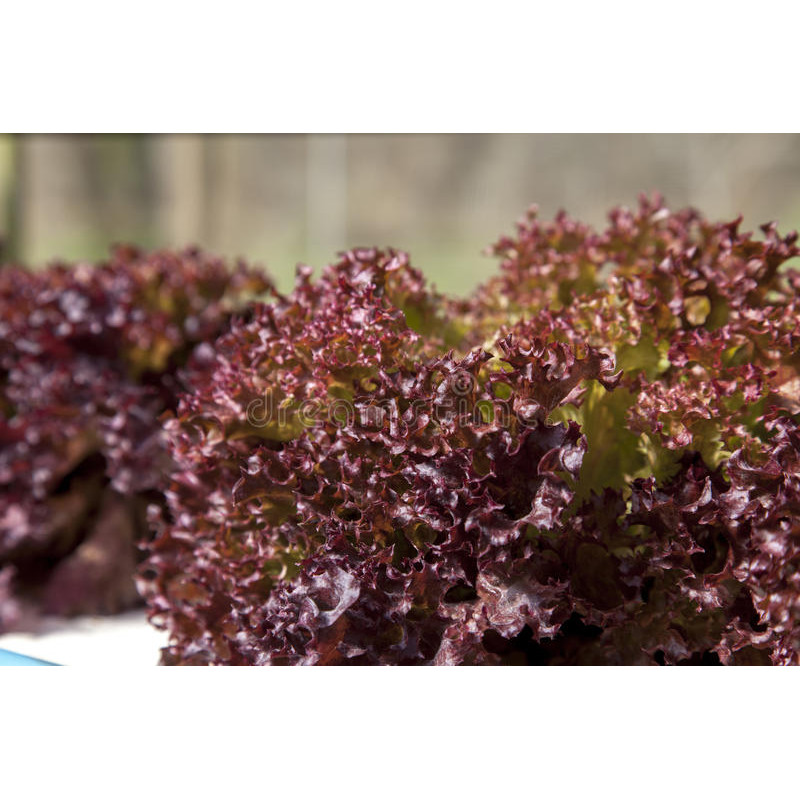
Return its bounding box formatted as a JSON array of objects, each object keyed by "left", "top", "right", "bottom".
[{"left": 0, "top": 610, "right": 169, "bottom": 666}]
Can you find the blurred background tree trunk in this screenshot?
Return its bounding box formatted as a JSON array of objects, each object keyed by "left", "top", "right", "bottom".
[{"left": 0, "top": 134, "right": 25, "bottom": 263}]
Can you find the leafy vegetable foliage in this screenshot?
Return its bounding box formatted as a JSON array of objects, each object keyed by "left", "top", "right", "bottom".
[
  {"left": 141, "top": 198, "right": 800, "bottom": 664},
  {"left": 0, "top": 246, "right": 272, "bottom": 629}
]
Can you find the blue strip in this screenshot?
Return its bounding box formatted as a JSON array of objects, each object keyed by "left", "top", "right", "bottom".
[{"left": 0, "top": 648, "right": 59, "bottom": 666}]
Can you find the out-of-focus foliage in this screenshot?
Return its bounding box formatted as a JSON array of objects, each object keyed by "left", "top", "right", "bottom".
[
  {"left": 140, "top": 197, "right": 800, "bottom": 665},
  {"left": 0, "top": 246, "right": 272, "bottom": 629}
]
